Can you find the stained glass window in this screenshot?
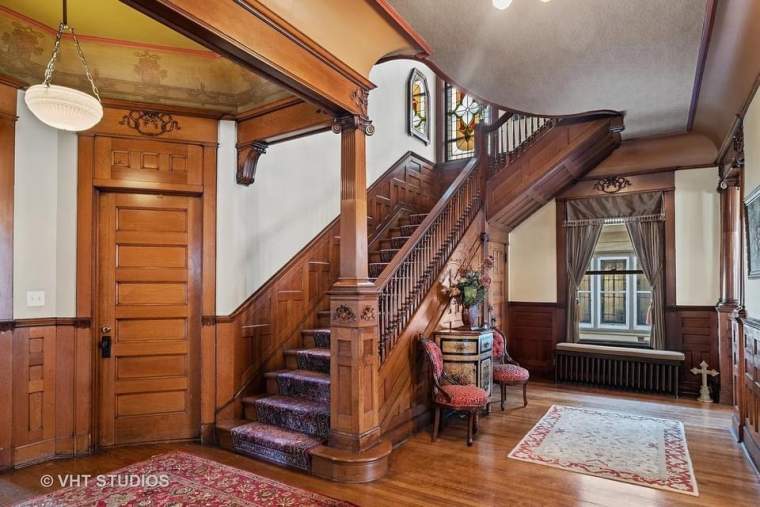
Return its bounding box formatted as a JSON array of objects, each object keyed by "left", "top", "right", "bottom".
[
  {"left": 445, "top": 84, "right": 489, "bottom": 160},
  {"left": 407, "top": 68, "right": 430, "bottom": 144}
]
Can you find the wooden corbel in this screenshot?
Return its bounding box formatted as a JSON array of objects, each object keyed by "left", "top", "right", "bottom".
[{"left": 236, "top": 141, "right": 268, "bottom": 186}]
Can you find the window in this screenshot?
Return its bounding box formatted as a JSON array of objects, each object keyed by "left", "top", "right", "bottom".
[
  {"left": 578, "top": 223, "right": 652, "bottom": 345},
  {"left": 408, "top": 68, "right": 430, "bottom": 144},
  {"left": 445, "top": 84, "right": 489, "bottom": 160}
]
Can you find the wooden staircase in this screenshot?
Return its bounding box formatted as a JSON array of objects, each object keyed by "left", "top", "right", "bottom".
[
  {"left": 216, "top": 210, "right": 429, "bottom": 472},
  {"left": 213, "top": 112, "right": 624, "bottom": 479}
]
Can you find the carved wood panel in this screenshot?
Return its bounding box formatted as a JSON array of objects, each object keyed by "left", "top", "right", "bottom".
[
  {"left": 11, "top": 326, "right": 56, "bottom": 465},
  {"left": 94, "top": 136, "right": 203, "bottom": 189},
  {"left": 741, "top": 318, "right": 760, "bottom": 468}
]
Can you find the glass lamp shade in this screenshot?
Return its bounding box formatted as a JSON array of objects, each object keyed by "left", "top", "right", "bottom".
[
  {"left": 24, "top": 84, "right": 103, "bottom": 132},
  {"left": 492, "top": 0, "right": 513, "bottom": 9}
]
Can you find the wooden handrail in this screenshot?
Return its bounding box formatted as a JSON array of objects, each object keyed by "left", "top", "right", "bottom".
[{"left": 375, "top": 155, "right": 484, "bottom": 362}]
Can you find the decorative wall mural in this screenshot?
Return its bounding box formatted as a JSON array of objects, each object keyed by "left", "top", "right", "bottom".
[
  {"left": 746, "top": 186, "right": 760, "bottom": 279},
  {"left": 0, "top": 7, "right": 291, "bottom": 113}
]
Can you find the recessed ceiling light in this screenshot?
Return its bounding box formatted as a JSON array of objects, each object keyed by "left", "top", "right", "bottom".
[{"left": 492, "top": 0, "right": 513, "bottom": 9}]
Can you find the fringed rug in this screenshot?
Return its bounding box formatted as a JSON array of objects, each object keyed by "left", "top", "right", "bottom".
[
  {"left": 15, "top": 451, "right": 355, "bottom": 506},
  {"left": 508, "top": 405, "right": 698, "bottom": 496}
]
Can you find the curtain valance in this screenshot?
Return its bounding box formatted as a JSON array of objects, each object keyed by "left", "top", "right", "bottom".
[{"left": 564, "top": 191, "right": 664, "bottom": 227}]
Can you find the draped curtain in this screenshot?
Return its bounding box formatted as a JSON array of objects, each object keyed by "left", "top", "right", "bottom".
[
  {"left": 626, "top": 220, "right": 666, "bottom": 349},
  {"left": 564, "top": 192, "right": 666, "bottom": 348},
  {"left": 565, "top": 224, "right": 603, "bottom": 343}
]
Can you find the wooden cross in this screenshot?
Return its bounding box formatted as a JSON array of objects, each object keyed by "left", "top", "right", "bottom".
[{"left": 690, "top": 361, "right": 719, "bottom": 403}]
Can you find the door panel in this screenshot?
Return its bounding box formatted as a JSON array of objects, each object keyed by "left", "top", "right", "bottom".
[{"left": 98, "top": 192, "right": 201, "bottom": 446}]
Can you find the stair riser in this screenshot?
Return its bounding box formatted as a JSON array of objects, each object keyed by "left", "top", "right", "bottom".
[
  {"left": 268, "top": 375, "right": 330, "bottom": 403},
  {"left": 228, "top": 426, "right": 317, "bottom": 472},
  {"left": 296, "top": 352, "right": 330, "bottom": 374},
  {"left": 302, "top": 330, "right": 331, "bottom": 349},
  {"left": 255, "top": 400, "right": 329, "bottom": 439}
]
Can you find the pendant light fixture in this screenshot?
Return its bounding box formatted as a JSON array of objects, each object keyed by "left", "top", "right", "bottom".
[{"left": 24, "top": 0, "right": 103, "bottom": 131}]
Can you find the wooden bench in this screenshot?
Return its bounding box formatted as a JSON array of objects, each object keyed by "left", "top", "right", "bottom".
[{"left": 554, "top": 343, "right": 685, "bottom": 397}]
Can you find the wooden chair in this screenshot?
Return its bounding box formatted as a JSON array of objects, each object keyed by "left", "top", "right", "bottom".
[
  {"left": 420, "top": 338, "right": 488, "bottom": 446},
  {"left": 492, "top": 327, "right": 530, "bottom": 410}
]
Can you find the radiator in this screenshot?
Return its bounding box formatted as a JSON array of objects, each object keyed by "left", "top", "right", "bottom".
[{"left": 554, "top": 349, "right": 681, "bottom": 398}]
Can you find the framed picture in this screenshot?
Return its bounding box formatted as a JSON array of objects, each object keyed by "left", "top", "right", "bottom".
[
  {"left": 407, "top": 68, "right": 430, "bottom": 144},
  {"left": 746, "top": 185, "right": 760, "bottom": 278}
]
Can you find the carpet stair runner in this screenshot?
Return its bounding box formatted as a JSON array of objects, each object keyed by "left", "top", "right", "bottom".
[{"left": 216, "top": 211, "right": 428, "bottom": 473}]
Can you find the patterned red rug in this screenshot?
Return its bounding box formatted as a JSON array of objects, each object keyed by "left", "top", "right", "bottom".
[
  {"left": 15, "top": 451, "right": 355, "bottom": 506},
  {"left": 508, "top": 405, "right": 698, "bottom": 496}
]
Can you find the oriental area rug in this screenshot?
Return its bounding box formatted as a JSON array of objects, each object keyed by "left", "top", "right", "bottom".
[
  {"left": 15, "top": 451, "right": 355, "bottom": 507},
  {"left": 508, "top": 405, "right": 698, "bottom": 496}
]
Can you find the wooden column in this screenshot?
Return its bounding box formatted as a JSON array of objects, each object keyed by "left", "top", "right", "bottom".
[
  {"left": 328, "top": 109, "right": 382, "bottom": 453},
  {"left": 717, "top": 124, "right": 744, "bottom": 405},
  {"left": 0, "top": 81, "right": 17, "bottom": 470}
]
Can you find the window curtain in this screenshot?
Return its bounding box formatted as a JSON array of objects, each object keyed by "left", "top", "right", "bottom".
[
  {"left": 565, "top": 223, "right": 603, "bottom": 343},
  {"left": 626, "top": 220, "right": 666, "bottom": 350},
  {"left": 564, "top": 192, "right": 666, "bottom": 346}
]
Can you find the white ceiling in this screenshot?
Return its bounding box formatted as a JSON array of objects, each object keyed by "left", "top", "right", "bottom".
[{"left": 388, "top": 0, "right": 708, "bottom": 139}]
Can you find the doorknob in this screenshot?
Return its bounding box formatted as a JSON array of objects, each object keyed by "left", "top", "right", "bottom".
[{"left": 100, "top": 326, "right": 112, "bottom": 358}]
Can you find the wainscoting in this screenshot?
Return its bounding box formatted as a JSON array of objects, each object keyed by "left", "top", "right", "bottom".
[
  {"left": 0, "top": 319, "right": 91, "bottom": 470},
  {"left": 506, "top": 302, "right": 718, "bottom": 397},
  {"left": 507, "top": 302, "right": 562, "bottom": 377}
]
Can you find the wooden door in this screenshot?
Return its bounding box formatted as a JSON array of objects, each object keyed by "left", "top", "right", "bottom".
[{"left": 98, "top": 192, "right": 201, "bottom": 446}]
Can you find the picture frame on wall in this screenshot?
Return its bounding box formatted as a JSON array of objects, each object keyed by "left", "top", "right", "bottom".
[{"left": 745, "top": 185, "right": 760, "bottom": 279}]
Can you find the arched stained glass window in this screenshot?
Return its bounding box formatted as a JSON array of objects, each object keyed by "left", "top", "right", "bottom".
[
  {"left": 445, "top": 84, "right": 489, "bottom": 160},
  {"left": 407, "top": 68, "right": 430, "bottom": 144}
]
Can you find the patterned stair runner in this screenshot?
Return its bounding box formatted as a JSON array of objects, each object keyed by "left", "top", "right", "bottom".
[{"left": 226, "top": 328, "right": 331, "bottom": 471}]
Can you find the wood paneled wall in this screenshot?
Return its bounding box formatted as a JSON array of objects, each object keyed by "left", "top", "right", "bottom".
[
  {"left": 505, "top": 302, "right": 719, "bottom": 394},
  {"left": 738, "top": 317, "right": 760, "bottom": 469},
  {"left": 507, "top": 302, "right": 562, "bottom": 377},
  {"left": 670, "top": 306, "right": 719, "bottom": 397},
  {"left": 0, "top": 319, "right": 90, "bottom": 470},
  {"left": 214, "top": 152, "right": 439, "bottom": 420}
]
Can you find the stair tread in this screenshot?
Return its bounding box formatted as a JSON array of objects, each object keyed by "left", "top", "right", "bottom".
[
  {"left": 267, "top": 369, "right": 330, "bottom": 383},
  {"left": 228, "top": 421, "right": 323, "bottom": 470},
  {"left": 254, "top": 395, "right": 329, "bottom": 414},
  {"left": 284, "top": 347, "right": 330, "bottom": 357},
  {"left": 301, "top": 328, "right": 330, "bottom": 334}
]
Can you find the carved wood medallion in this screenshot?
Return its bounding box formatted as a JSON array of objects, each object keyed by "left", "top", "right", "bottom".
[{"left": 120, "top": 111, "right": 181, "bottom": 136}]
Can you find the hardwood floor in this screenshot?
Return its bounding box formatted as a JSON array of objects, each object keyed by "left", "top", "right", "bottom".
[{"left": 1, "top": 381, "right": 758, "bottom": 506}]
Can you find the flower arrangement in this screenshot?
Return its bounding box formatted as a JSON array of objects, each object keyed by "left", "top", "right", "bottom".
[{"left": 443, "top": 257, "right": 494, "bottom": 329}]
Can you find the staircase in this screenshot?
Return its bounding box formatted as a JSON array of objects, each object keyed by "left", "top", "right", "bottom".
[
  {"left": 214, "top": 112, "right": 623, "bottom": 476},
  {"left": 216, "top": 211, "right": 429, "bottom": 471}
]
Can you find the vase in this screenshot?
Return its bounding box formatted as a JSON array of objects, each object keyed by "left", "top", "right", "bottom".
[{"left": 461, "top": 305, "right": 479, "bottom": 330}]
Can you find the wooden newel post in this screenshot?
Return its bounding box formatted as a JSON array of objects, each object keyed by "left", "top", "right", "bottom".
[{"left": 328, "top": 104, "right": 382, "bottom": 453}]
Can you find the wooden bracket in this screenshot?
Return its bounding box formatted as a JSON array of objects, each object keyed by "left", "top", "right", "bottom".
[{"left": 236, "top": 141, "right": 268, "bottom": 186}]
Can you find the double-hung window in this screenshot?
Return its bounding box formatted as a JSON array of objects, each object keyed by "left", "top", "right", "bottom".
[{"left": 578, "top": 223, "right": 652, "bottom": 344}]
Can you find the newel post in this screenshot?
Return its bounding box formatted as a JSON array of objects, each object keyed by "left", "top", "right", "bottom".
[
  {"left": 327, "top": 97, "right": 382, "bottom": 453},
  {"left": 716, "top": 122, "right": 743, "bottom": 405}
]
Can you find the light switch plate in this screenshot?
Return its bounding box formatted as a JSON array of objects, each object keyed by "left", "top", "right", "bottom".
[{"left": 26, "top": 290, "right": 45, "bottom": 307}]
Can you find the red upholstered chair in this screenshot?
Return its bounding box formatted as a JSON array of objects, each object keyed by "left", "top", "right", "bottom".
[
  {"left": 492, "top": 327, "right": 529, "bottom": 410},
  {"left": 421, "top": 338, "right": 488, "bottom": 446}
]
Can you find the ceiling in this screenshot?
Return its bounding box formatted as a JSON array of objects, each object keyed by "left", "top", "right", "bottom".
[
  {"left": 0, "top": 0, "right": 292, "bottom": 115},
  {"left": 388, "top": 0, "right": 709, "bottom": 139}
]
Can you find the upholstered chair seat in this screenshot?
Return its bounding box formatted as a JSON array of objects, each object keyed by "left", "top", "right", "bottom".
[
  {"left": 421, "top": 338, "right": 488, "bottom": 446},
  {"left": 491, "top": 328, "right": 530, "bottom": 410},
  {"left": 493, "top": 363, "right": 530, "bottom": 383},
  {"left": 434, "top": 384, "right": 489, "bottom": 409}
]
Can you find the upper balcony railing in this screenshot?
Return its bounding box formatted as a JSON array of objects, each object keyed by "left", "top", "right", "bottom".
[{"left": 487, "top": 112, "right": 556, "bottom": 175}]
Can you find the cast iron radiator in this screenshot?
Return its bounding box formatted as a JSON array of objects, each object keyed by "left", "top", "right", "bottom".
[{"left": 554, "top": 347, "right": 682, "bottom": 398}]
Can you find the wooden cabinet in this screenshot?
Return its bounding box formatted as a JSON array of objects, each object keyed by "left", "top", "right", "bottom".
[{"left": 434, "top": 329, "right": 493, "bottom": 396}]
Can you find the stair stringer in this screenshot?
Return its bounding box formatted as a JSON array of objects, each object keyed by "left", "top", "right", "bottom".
[{"left": 378, "top": 210, "right": 486, "bottom": 444}]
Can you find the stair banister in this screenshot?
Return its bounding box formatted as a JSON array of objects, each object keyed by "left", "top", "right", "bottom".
[{"left": 374, "top": 131, "right": 486, "bottom": 362}]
